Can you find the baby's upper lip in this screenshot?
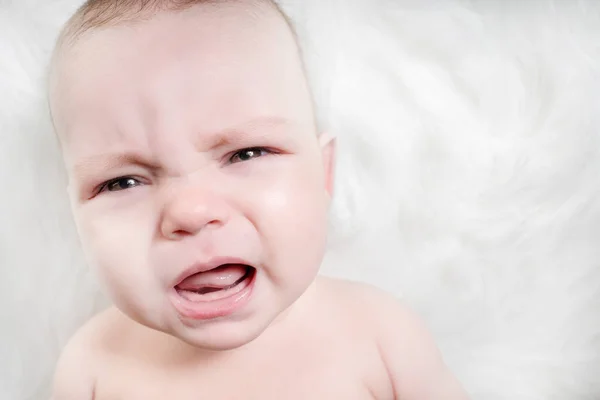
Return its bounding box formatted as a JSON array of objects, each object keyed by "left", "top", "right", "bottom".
[{"left": 173, "top": 256, "right": 252, "bottom": 287}]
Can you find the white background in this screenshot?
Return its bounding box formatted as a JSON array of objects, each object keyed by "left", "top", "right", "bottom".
[{"left": 2, "top": 0, "right": 600, "bottom": 398}]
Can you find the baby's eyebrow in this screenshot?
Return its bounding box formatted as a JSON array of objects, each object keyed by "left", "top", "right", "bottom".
[
  {"left": 71, "top": 117, "right": 300, "bottom": 180},
  {"left": 201, "top": 116, "right": 299, "bottom": 151},
  {"left": 72, "top": 152, "right": 160, "bottom": 181}
]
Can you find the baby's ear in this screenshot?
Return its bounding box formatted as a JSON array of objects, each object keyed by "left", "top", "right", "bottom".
[{"left": 318, "top": 132, "right": 336, "bottom": 197}]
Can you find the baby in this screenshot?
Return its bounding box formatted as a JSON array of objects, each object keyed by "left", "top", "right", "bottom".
[{"left": 48, "top": 0, "right": 469, "bottom": 399}]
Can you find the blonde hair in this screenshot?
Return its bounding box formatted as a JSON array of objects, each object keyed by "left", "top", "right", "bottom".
[{"left": 58, "top": 0, "right": 295, "bottom": 49}]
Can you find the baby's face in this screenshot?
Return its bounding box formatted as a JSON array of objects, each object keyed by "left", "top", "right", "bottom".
[{"left": 51, "top": 3, "right": 334, "bottom": 350}]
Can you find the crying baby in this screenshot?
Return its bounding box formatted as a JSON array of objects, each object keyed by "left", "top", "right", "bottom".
[{"left": 48, "top": 1, "right": 469, "bottom": 399}]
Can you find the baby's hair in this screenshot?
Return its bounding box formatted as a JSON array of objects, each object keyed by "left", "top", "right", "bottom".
[{"left": 58, "top": 0, "right": 295, "bottom": 49}]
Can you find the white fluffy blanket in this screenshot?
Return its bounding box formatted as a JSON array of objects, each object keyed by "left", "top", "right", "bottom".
[{"left": 2, "top": 1, "right": 600, "bottom": 399}]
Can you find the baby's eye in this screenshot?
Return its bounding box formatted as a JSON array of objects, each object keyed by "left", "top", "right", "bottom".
[
  {"left": 229, "top": 147, "right": 272, "bottom": 164},
  {"left": 99, "top": 177, "right": 142, "bottom": 193}
]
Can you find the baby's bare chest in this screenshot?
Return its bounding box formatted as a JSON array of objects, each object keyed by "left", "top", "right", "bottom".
[
  {"left": 93, "top": 339, "right": 386, "bottom": 400},
  {"left": 95, "top": 356, "right": 378, "bottom": 400}
]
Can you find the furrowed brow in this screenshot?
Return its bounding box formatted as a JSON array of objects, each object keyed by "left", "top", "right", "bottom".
[
  {"left": 202, "top": 116, "right": 300, "bottom": 150},
  {"left": 72, "top": 152, "right": 159, "bottom": 181}
]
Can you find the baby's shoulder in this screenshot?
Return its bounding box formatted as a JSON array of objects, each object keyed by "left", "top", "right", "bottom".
[
  {"left": 315, "top": 276, "right": 435, "bottom": 348},
  {"left": 62, "top": 306, "right": 131, "bottom": 356},
  {"left": 316, "top": 277, "right": 469, "bottom": 399},
  {"left": 51, "top": 307, "right": 129, "bottom": 399},
  {"left": 316, "top": 275, "right": 411, "bottom": 324}
]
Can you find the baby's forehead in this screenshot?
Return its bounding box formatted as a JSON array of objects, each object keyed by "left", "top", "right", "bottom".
[
  {"left": 50, "top": 2, "right": 315, "bottom": 151},
  {"left": 52, "top": 0, "right": 300, "bottom": 96}
]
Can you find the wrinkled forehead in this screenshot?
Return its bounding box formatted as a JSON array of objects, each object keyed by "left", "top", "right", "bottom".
[{"left": 49, "top": 2, "right": 314, "bottom": 147}]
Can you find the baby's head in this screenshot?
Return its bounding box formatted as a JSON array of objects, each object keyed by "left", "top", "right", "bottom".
[{"left": 49, "top": 0, "right": 335, "bottom": 350}]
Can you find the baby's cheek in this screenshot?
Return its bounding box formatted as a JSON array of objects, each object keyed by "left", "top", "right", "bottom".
[
  {"left": 256, "top": 170, "right": 328, "bottom": 247},
  {"left": 77, "top": 206, "right": 154, "bottom": 288},
  {"left": 252, "top": 177, "right": 328, "bottom": 293}
]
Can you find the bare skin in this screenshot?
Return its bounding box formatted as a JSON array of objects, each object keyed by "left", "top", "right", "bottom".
[
  {"left": 53, "top": 277, "right": 467, "bottom": 399},
  {"left": 49, "top": 2, "right": 469, "bottom": 399}
]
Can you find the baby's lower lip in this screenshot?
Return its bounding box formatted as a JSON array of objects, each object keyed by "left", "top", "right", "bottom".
[{"left": 169, "top": 268, "right": 256, "bottom": 321}]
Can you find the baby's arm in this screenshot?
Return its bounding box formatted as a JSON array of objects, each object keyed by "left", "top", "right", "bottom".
[
  {"left": 50, "top": 318, "right": 99, "bottom": 400},
  {"left": 51, "top": 336, "right": 95, "bottom": 400},
  {"left": 365, "top": 287, "right": 470, "bottom": 399}
]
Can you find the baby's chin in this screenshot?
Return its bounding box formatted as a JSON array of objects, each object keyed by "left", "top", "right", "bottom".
[
  {"left": 112, "top": 274, "right": 318, "bottom": 352},
  {"left": 131, "top": 305, "right": 283, "bottom": 352},
  {"left": 169, "top": 321, "right": 268, "bottom": 351}
]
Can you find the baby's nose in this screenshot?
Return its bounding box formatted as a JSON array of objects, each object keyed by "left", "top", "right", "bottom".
[{"left": 160, "top": 184, "right": 230, "bottom": 240}]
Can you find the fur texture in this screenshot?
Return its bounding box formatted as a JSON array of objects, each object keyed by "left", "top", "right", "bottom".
[{"left": 2, "top": 0, "right": 600, "bottom": 398}]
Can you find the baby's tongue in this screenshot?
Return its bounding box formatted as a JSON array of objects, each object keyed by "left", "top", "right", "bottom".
[{"left": 177, "top": 264, "right": 247, "bottom": 291}]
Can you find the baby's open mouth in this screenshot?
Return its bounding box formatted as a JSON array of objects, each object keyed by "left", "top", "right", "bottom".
[{"left": 175, "top": 264, "right": 255, "bottom": 302}]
